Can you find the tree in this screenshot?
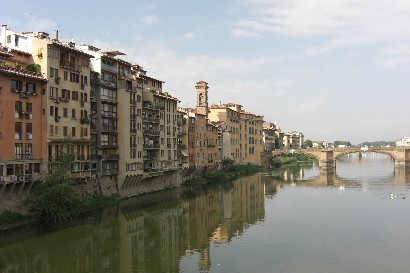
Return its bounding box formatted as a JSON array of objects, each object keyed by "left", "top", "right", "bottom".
[
  {"left": 221, "top": 158, "right": 235, "bottom": 170},
  {"left": 334, "top": 140, "right": 352, "bottom": 147},
  {"left": 304, "top": 139, "right": 313, "bottom": 148},
  {"left": 23, "top": 138, "right": 84, "bottom": 222}
]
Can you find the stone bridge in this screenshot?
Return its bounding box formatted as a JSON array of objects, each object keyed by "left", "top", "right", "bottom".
[{"left": 272, "top": 147, "right": 410, "bottom": 169}]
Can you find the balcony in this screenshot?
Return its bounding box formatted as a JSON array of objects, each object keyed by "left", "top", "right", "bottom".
[
  {"left": 91, "top": 74, "right": 100, "bottom": 84},
  {"left": 101, "top": 64, "right": 117, "bottom": 73},
  {"left": 60, "top": 61, "right": 80, "bottom": 72},
  {"left": 142, "top": 116, "right": 160, "bottom": 123},
  {"left": 15, "top": 153, "right": 33, "bottom": 160},
  {"left": 178, "top": 144, "right": 187, "bottom": 149},
  {"left": 19, "top": 92, "right": 30, "bottom": 99},
  {"left": 99, "top": 154, "right": 119, "bottom": 160},
  {"left": 143, "top": 155, "right": 156, "bottom": 161},
  {"left": 101, "top": 126, "right": 117, "bottom": 132},
  {"left": 143, "top": 143, "right": 160, "bottom": 149},
  {"left": 102, "top": 169, "right": 119, "bottom": 176},
  {"left": 143, "top": 129, "right": 160, "bottom": 136},
  {"left": 101, "top": 142, "right": 118, "bottom": 148},
  {"left": 100, "top": 79, "right": 117, "bottom": 88}
]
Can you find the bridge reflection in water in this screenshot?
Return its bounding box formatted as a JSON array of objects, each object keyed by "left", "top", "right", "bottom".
[
  {"left": 263, "top": 155, "right": 410, "bottom": 191},
  {"left": 273, "top": 147, "right": 410, "bottom": 168}
]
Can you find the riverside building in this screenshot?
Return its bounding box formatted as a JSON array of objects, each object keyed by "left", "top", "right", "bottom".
[
  {"left": 1, "top": 26, "right": 94, "bottom": 182},
  {"left": 77, "top": 45, "right": 180, "bottom": 192},
  {"left": 0, "top": 44, "right": 47, "bottom": 184}
]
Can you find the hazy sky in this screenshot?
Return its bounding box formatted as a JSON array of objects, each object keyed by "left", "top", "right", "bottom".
[{"left": 2, "top": 0, "right": 410, "bottom": 144}]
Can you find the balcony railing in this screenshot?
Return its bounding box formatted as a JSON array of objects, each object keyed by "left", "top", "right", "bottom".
[
  {"left": 100, "top": 79, "right": 117, "bottom": 88},
  {"left": 143, "top": 155, "right": 156, "bottom": 161},
  {"left": 143, "top": 130, "right": 160, "bottom": 136},
  {"left": 143, "top": 103, "right": 162, "bottom": 111},
  {"left": 100, "top": 154, "right": 119, "bottom": 160},
  {"left": 15, "top": 153, "right": 33, "bottom": 160},
  {"left": 143, "top": 143, "right": 160, "bottom": 149},
  {"left": 60, "top": 61, "right": 80, "bottom": 72},
  {"left": 101, "top": 126, "right": 117, "bottom": 132},
  {"left": 142, "top": 116, "right": 160, "bottom": 123},
  {"left": 102, "top": 169, "right": 119, "bottom": 176}
]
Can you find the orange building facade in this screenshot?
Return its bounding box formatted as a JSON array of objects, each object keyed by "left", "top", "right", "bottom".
[{"left": 0, "top": 46, "right": 47, "bottom": 183}]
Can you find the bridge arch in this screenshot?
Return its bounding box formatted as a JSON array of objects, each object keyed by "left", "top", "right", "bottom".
[
  {"left": 333, "top": 149, "right": 398, "bottom": 162},
  {"left": 271, "top": 147, "right": 410, "bottom": 168}
]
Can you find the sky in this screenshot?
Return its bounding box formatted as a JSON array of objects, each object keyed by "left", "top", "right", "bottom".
[{"left": 2, "top": 0, "right": 410, "bottom": 144}]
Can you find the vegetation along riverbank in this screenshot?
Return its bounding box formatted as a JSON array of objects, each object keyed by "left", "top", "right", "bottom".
[
  {"left": 271, "top": 153, "right": 316, "bottom": 168},
  {"left": 1, "top": 157, "right": 262, "bottom": 229},
  {"left": 184, "top": 159, "right": 262, "bottom": 185}
]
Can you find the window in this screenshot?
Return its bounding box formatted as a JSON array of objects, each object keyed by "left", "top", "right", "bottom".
[
  {"left": 49, "top": 87, "right": 55, "bottom": 98},
  {"left": 63, "top": 126, "right": 68, "bottom": 136},
  {"left": 49, "top": 106, "right": 54, "bottom": 116},
  {"left": 25, "top": 144, "right": 33, "bottom": 158},
  {"left": 26, "top": 102, "right": 32, "bottom": 114},
  {"left": 72, "top": 109, "right": 76, "bottom": 119},
  {"left": 15, "top": 101, "right": 22, "bottom": 115},
  {"left": 26, "top": 123, "right": 32, "bottom": 139},
  {"left": 50, "top": 67, "right": 54, "bottom": 77},
  {"left": 71, "top": 91, "right": 79, "bottom": 101},
  {"left": 64, "top": 71, "right": 68, "bottom": 80},
  {"left": 11, "top": 79, "right": 22, "bottom": 91},
  {"left": 71, "top": 127, "right": 76, "bottom": 137},
  {"left": 81, "top": 127, "right": 88, "bottom": 137},
  {"left": 48, "top": 48, "right": 59, "bottom": 59},
  {"left": 15, "top": 143, "right": 23, "bottom": 160},
  {"left": 49, "top": 125, "right": 54, "bottom": 136},
  {"left": 81, "top": 93, "right": 88, "bottom": 102},
  {"left": 62, "top": 89, "right": 70, "bottom": 100},
  {"left": 15, "top": 122, "right": 22, "bottom": 140},
  {"left": 63, "top": 108, "right": 68, "bottom": 118},
  {"left": 70, "top": 73, "right": 79, "bottom": 83}
]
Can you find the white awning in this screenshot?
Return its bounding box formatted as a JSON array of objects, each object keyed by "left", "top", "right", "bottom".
[{"left": 181, "top": 150, "right": 188, "bottom": 157}]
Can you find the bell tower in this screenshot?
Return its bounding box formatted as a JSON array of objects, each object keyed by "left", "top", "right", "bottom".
[{"left": 195, "top": 81, "right": 209, "bottom": 117}]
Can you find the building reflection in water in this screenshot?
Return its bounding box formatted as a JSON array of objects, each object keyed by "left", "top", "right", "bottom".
[
  {"left": 117, "top": 174, "right": 265, "bottom": 272},
  {"left": 1, "top": 162, "right": 409, "bottom": 273},
  {"left": 0, "top": 173, "right": 265, "bottom": 273}
]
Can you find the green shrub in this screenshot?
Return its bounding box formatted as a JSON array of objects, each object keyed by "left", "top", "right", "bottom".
[
  {"left": 26, "top": 64, "right": 42, "bottom": 74},
  {"left": 0, "top": 210, "right": 24, "bottom": 227},
  {"left": 23, "top": 182, "right": 85, "bottom": 223}
]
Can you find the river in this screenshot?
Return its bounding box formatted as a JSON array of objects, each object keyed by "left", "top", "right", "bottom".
[{"left": 0, "top": 152, "right": 410, "bottom": 273}]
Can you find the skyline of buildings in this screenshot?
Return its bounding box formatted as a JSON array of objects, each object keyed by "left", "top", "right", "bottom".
[{"left": 0, "top": 24, "right": 304, "bottom": 193}]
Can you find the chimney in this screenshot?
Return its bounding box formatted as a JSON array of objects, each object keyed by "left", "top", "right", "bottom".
[
  {"left": 1, "top": 25, "right": 7, "bottom": 46},
  {"left": 53, "top": 30, "right": 59, "bottom": 41},
  {"left": 68, "top": 37, "right": 75, "bottom": 47}
]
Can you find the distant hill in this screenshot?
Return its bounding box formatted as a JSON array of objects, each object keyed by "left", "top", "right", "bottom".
[{"left": 357, "top": 141, "right": 395, "bottom": 147}]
